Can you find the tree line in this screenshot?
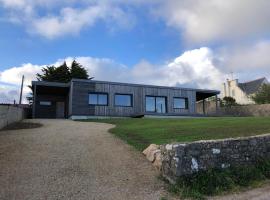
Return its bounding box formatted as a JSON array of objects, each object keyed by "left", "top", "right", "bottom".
[{"left": 37, "top": 60, "right": 90, "bottom": 82}]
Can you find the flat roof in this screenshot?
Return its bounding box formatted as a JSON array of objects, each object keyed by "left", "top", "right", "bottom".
[
  {"left": 71, "top": 78, "right": 220, "bottom": 94},
  {"left": 32, "top": 81, "right": 70, "bottom": 88}
]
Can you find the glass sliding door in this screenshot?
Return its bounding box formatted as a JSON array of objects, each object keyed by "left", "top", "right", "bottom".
[
  {"left": 146, "top": 96, "right": 155, "bottom": 112},
  {"left": 156, "top": 97, "right": 166, "bottom": 113},
  {"left": 145, "top": 96, "right": 167, "bottom": 113}
]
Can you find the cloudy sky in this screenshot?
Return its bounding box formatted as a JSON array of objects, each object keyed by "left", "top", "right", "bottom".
[{"left": 0, "top": 0, "right": 270, "bottom": 103}]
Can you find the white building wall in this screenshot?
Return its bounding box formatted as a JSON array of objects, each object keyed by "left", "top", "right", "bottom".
[{"left": 221, "top": 79, "right": 254, "bottom": 105}]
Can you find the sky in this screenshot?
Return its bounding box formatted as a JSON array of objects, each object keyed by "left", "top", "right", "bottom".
[{"left": 0, "top": 0, "right": 270, "bottom": 103}]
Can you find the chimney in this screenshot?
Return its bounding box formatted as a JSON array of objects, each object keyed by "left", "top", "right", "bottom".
[
  {"left": 227, "top": 79, "right": 231, "bottom": 96},
  {"left": 222, "top": 82, "right": 227, "bottom": 97},
  {"left": 231, "top": 79, "right": 238, "bottom": 87}
]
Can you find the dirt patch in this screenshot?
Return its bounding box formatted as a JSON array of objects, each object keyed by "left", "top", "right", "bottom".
[{"left": 1, "top": 122, "right": 42, "bottom": 131}]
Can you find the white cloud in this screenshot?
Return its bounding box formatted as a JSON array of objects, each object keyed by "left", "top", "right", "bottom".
[
  {"left": 2, "top": 0, "right": 270, "bottom": 42},
  {"left": 31, "top": 5, "right": 135, "bottom": 39},
  {"left": 129, "top": 48, "right": 224, "bottom": 89},
  {"left": 31, "top": 6, "right": 106, "bottom": 39},
  {"left": 153, "top": 0, "right": 270, "bottom": 43},
  {"left": 0, "top": 63, "right": 42, "bottom": 85},
  {"left": 0, "top": 0, "right": 26, "bottom": 9},
  {"left": 0, "top": 47, "right": 225, "bottom": 103},
  {"left": 0, "top": 0, "right": 136, "bottom": 39},
  {"left": 218, "top": 40, "right": 270, "bottom": 72}
]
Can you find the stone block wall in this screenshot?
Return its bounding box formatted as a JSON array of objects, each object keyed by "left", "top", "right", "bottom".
[
  {"left": 0, "top": 105, "right": 25, "bottom": 129},
  {"left": 197, "top": 101, "right": 270, "bottom": 117},
  {"left": 196, "top": 99, "right": 218, "bottom": 115},
  {"left": 217, "top": 104, "right": 270, "bottom": 117},
  {"left": 161, "top": 134, "right": 270, "bottom": 183}
]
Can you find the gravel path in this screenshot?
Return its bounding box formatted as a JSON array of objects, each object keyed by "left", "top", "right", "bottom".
[{"left": 0, "top": 119, "right": 169, "bottom": 200}]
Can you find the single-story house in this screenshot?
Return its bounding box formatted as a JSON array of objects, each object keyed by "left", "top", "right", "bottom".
[{"left": 32, "top": 79, "right": 220, "bottom": 119}]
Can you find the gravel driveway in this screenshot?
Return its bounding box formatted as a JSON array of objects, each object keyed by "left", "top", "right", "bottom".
[{"left": 0, "top": 119, "right": 169, "bottom": 200}]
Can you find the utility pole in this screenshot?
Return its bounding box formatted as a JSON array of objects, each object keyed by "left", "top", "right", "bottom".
[{"left": 19, "top": 75, "right": 24, "bottom": 105}]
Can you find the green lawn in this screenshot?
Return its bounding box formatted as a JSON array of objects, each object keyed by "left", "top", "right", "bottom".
[{"left": 84, "top": 117, "right": 270, "bottom": 151}]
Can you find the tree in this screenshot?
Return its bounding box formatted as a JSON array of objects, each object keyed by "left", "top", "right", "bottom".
[
  {"left": 222, "top": 96, "right": 237, "bottom": 107},
  {"left": 252, "top": 84, "right": 270, "bottom": 104},
  {"left": 70, "top": 60, "right": 89, "bottom": 79},
  {"left": 26, "top": 85, "right": 33, "bottom": 105},
  {"left": 36, "top": 60, "right": 90, "bottom": 83}
]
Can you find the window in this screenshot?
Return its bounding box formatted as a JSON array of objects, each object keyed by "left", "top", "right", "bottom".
[
  {"left": 174, "top": 97, "right": 188, "bottom": 109},
  {"left": 232, "top": 89, "right": 235, "bottom": 97},
  {"left": 89, "top": 93, "right": 108, "bottom": 105},
  {"left": 115, "top": 94, "right": 132, "bottom": 107},
  {"left": 146, "top": 96, "right": 166, "bottom": 113},
  {"left": 40, "top": 101, "right": 52, "bottom": 106},
  {"left": 146, "top": 96, "right": 155, "bottom": 112}
]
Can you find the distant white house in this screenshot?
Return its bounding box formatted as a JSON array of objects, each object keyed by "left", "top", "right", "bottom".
[{"left": 221, "top": 77, "right": 269, "bottom": 104}]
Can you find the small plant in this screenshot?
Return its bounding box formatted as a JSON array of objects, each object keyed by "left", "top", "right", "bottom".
[
  {"left": 221, "top": 96, "right": 237, "bottom": 107},
  {"left": 168, "top": 159, "right": 270, "bottom": 199}
]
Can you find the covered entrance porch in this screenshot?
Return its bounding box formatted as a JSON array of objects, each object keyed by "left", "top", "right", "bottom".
[
  {"left": 196, "top": 89, "right": 220, "bottom": 115},
  {"left": 32, "top": 81, "right": 70, "bottom": 118}
]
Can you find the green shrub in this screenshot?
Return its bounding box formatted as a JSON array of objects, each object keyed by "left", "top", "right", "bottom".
[{"left": 169, "top": 159, "right": 270, "bottom": 199}]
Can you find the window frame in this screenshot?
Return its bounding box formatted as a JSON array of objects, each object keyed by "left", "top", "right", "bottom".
[
  {"left": 88, "top": 92, "right": 108, "bottom": 106},
  {"left": 173, "top": 97, "right": 189, "bottom": 109},
  {"left": 145, "top": 95, "right": 167, "bottom": 113},
  {"left": 114, "top": 93, "right": 133, "bottom": 107}
]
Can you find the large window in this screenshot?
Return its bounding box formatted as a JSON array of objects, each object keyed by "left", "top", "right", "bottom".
[
  {"left": 89, "top": 93, "right": 108, "bottom": 105},
  {"left": 115, "top": 94, "right": 132, "bottom": 107},
  {"left": 173, "top": 97, "right": 188, "bottom": 109},
  {"left": 146, "top": 96, "right": 166, "bottom": 113}
]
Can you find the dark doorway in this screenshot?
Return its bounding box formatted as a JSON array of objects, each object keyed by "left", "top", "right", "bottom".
[{"left": 56, "top": 102, "right": 65, "bottom": 118}]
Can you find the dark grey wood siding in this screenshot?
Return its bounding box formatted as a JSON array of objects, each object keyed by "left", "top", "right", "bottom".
[
  {"left": 71, "top": 80, "right": 197, "bottom": 117},
  {"left": 35, "top": 94, "right": 68, "bottom": 118}
]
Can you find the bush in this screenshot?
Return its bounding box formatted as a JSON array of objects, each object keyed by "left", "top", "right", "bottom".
[
  {"left": 169, "top": 159, "right": 270, "bottom": 199},
  {"left": 221, "top": 96, "right": 237, "bottom": 107},
  {"left": 252, "top": 84, "right": 270, "bottom": 104}
]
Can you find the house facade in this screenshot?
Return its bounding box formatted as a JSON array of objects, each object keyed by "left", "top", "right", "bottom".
[
  {"left": 221, "top": 77, "right": 269, "bottom": 104},
  {"left": 32, "top": 79, "right": 219, "bottom": 119}
]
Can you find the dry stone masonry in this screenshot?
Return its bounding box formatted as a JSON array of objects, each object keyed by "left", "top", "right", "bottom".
[
  {"left": 161, "top": 134, "right": 270, "bottom": 183},
  {"left": 143, "top": 144, "right": 162, "bottom": 170}
]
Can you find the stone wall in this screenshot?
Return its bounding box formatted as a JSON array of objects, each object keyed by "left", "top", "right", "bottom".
[
  {"left": 217, "top": 104, "right": 270, "bottom": 117},
  {"left": 161, "top": 134, "right": 270, "bottom": 183},
  {"left": 196, "top": 100, "right": 218, "bottom": 115},
  {"left": 0, "top": 105, "right": 26, "bottom": 129},
  {"left": 196, "top": 101, "right": 270, "bottom": 117}
]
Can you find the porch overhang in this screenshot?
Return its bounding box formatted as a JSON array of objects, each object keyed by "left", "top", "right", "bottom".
[
  {"left": 32, "top": 81, "right": 70, "bottom": 95},
  {"left": 196, "top": 89, "right": 220, "bottom": 101}
]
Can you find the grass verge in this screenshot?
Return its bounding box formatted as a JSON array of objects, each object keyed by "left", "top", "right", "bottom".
[{"left": 167, "top": 159, "right": 270, "bottom": 199}]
